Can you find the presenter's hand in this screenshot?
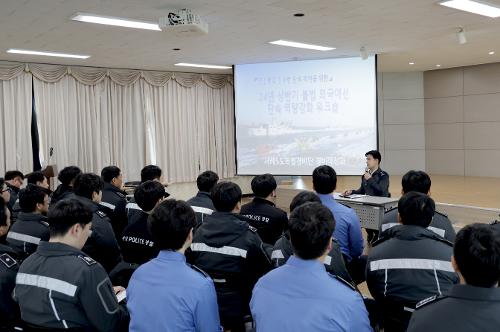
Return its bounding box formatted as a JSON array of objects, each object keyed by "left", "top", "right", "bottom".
[
  {"left": 113, "top": 286, "right": 125, "bottom": 295},
  {"left": 343, "top": 190, "right": 352, "bottom": 196},
  {"left": 363, "top": 172, "right": 372, "bottom": 181}
]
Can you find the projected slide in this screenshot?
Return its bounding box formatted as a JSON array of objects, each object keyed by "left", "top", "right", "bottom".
[{"left": 234, "top": 56, "right": 377, "bottom": 175}]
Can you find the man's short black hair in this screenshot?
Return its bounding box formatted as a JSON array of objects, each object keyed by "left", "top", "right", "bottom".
[
  {"left": 289, "top": 202, "right": 335, "bottom": 260},
  {"left": 251, "top": 174, "right": 277, "bottom": 198},
  {"left": 134, "top": 180, "right": 167, "bottom": 212},
  {"left": 197, "top": 171, "right": 219, "bottom": 192},
  {"left": 149, "top": 199, "right": 197, "bottom": 251},
  {"left": 211, "top": 182, "right": 242, "bottom": 212},
  {"left": 401, "top": 170, "right": 431, "bottom": 194},
  {"left": 397, "top": 191, "right": 435, "bottom": 227},
  {"left": 18, "top": 184, "right": 47, "bottom": 213},
  {"left": 26, "top": 171, "right": 46, "bottom": 185},
  {"left": 0, "top": 199, "right": 7, "bottom": 227},
  {"left": 454, "top": 224, "right": 500, "bottom": 288},
  {"left": 48, "top": 199, "right": 93, "bottom": 237},
  {"left": 290, "top": 191, "right": 321, "bottom": 212},
  {"left": 101, "top": 166, "right": 121, "bottom": 183},
  {"left": 57, "top": 166, "right": 82, "bottom": 186},
  {"left": 312, "top": 165, "right": 337, "bottom": 195},
  {"left": 4, "top": 170, "right": 24, "bottom": 181},
  {"left": 141, "top": 165, "right": 162, "bottom": 183},
  {"left": 73, "top": 173, "right": 103, "bottom": 200},
  {"left": 366, "top": 150, "right": 382, "bottom": 163}
]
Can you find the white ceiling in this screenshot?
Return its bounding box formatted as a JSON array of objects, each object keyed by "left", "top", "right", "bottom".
[{"left": 2, "top": 0, "right": 500, "bottom": 73}]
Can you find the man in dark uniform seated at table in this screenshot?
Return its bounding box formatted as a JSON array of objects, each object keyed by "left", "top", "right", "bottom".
[{"left": 344, "top": 150, "right": 389, "bottom": 243}]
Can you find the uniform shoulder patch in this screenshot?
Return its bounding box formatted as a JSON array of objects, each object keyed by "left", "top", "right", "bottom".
[
  {"left": 329, "top": 273, "right": 356, "bottom": 291},
  {"left": 0, "top": 253, "right": 17, "bottom": 268},
  {"left": 96, "top": 210, "right": 107, "bottom": 218},
  {"left": 78, "top": 255, "right": 97, "bottom": 266},
  {"left": 114, "top": 191, "right": 125, "bottom": 198},
  {"left": 415, "top": 295, "right": 444, "bottom": 309},
  {"left": 188, "top": 264, "right": 210, "bottom": 279},
  {"left": 39, "top": 220, "right": 49, "bottom": 227},
  {"left": 248, "top": 225, "right": 258, "bottom": 233}
]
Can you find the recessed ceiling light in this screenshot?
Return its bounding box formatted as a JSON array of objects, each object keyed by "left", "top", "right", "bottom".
[
  {"left": 409, "top": 62, "right": 415, "bottom": 65},
  {"left": 269, "top": 40, "right": 335, "bottom": 51},
  {"left": 439, "top": 0, "right": 500, "bottom": 18},
  {"left": 71, "top": 13, "right": 161, "bottom": 31},
  {"left": 174, "top": 63, "right": 231, "bottom": 69},
  {"left": 436, "top": 64, "right": 441, "bottom": 67},
  {"left": 294, "top": 13, "right": 305, "bottom": 17},
  {"left": 489, "top": 51, "right": 495, "bottom": 55},
  {"left": 7, "top": 49, "right": 90, "bottom": 59}
]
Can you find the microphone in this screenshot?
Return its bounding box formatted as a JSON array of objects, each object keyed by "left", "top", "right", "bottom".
[{"left": 49, "top": 147, "right": 54, "bottom": 157}]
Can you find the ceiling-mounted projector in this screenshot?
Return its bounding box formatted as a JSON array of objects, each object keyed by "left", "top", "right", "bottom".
[{"left": 159, "top": 9, "right": 208, "bottom": 34}]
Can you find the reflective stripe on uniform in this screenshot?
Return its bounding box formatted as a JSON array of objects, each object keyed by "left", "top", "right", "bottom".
[
  {"left": 16, "top": 273, "right": 77, "bottom": 297},
  {"left": 7, "top": 231, "right": 41, "bottom": 245},
  {"left": 370, "top": 258, "right": 454, "bottom": 273},
  {"left": 381, "top": 223, "right": 446, "bottom": 237},
  {"left": 190, "top": 243, "right": 247, "bottom": 258},
  {"left": 100, "top": 201, "right": 116, "bottom": 211},
  {"left": 191, "top": 206, "right": 214, "bottom": 215},
  {"left": 271, "top": 250, "right": 284, "bottom": 260},
  {"left": 126, "top": 203, "right": 141, "bottom": 211}
]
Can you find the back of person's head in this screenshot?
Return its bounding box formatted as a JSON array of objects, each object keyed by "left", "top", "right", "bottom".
[
  {"left": 18, "top": 184, "right": 48, "bottom": 213},
  {"left": 211, "top": 182, "right": 242, "bottom": 212},
  {"left": 73, "top": 173, "right": 103, "bottom": 199},
  {"left": 312, "top": 165, "right": 337, "bottom": 194},
  {"left": 58, "top": 166, "right": 82, "bottom": 186},
  {"left": 289, "top": 202, "right": 335, "bottom": 260},
  {"left": 366, "top": 150, "right": 382, "bottom": 163},
  {"left": 454, "top": 224, "right": 500, "bottom": 287},
  {"left": 140, "top": 165, "right": 162, "bottom": 183},
  {"left": 251, "top": 174, "right": 277, "bottom": 198},
  {"left": 402, "top": 170, "right": 431, "bottom": 194},
  {"left": 101, "top": 166, "right": 121, "bottom": 183},
  {"left": 134, "top": 180, "right": 167, "bottom": 212},
  {"left": 48, "top": 199, "right": 93, "bottom": 237},
  {"left": 196, "top": 170, "right": 219, "bottom": 192},
  {"left": 149, "top": 199, "right": 197, "bottom": 250},
  {"left": 290, "top": 191, "right": 321, "bottom": 212},
  {"left": 4, "top": 170, "right": 24, "bottom": 181},
  {"left": 26, "top": 171, "right": 47, "bottom": 185},
  {"left": 398, "top": 191, "right": 435, "bottom": 227}
]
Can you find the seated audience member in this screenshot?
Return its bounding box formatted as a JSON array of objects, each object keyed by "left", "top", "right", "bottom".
[
  {"left": 186, "top": 170, "right": 219, "bottom": 226},
  {"left": 126, "top": 165, "right": 169, "bottom": 222},
  {"left": 367, "top": 191, "right": 458, "bottom": 332},
  {"left": 188, "top": 182, "right": 271, "bottom": 331},
  {"left": 380, "top": 170, "right": 456, "bottom": 242},
  {"left": 6, "top": 184, "right": 49, "bottom": 260},
  {"left": 120, "top": 181, "right": 165, "bottom": 265},
  {"left": 272, "top": 190, "right": 354, "bottom": 285},
  {"left": 251, "top": 202, "right": 371, "bottom": 332},
  {"left": 313, "top": 165, "right": 366, "bottom": 284},
  {"left": 14, "top": 199, "right": 128, "bottom": 331},
  {"left": 50, "top": 166, "right": 81, "bottom": 204},
  {"left": 127, "top": 199, "right": 220, "bottom": 331},
  {"left": 4, "top": 170, "right": 24, "bottom": 210},
  {"left": 101, "top": 166, "right": 128, "bottom": 237},
  {"left": 11, "top": 171, "right": 51, "bottom": 224},
  {"left": 0, "top": 200, "right": 21, "bottom": 330},
  {"left": 26, "top": 171, "right": 50, "bottom": 190},
  {"left": 1, "top": 178, "right": 11, "bottom": 206},
  {"left": 73, "top": 173, "right": 122, "bottom": 273},
  {"left": 240, "top": 174, "right": 288, "bottom": 245},
  {"left": 408, "top": 223, "right": 500, "bottom": 332}
]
